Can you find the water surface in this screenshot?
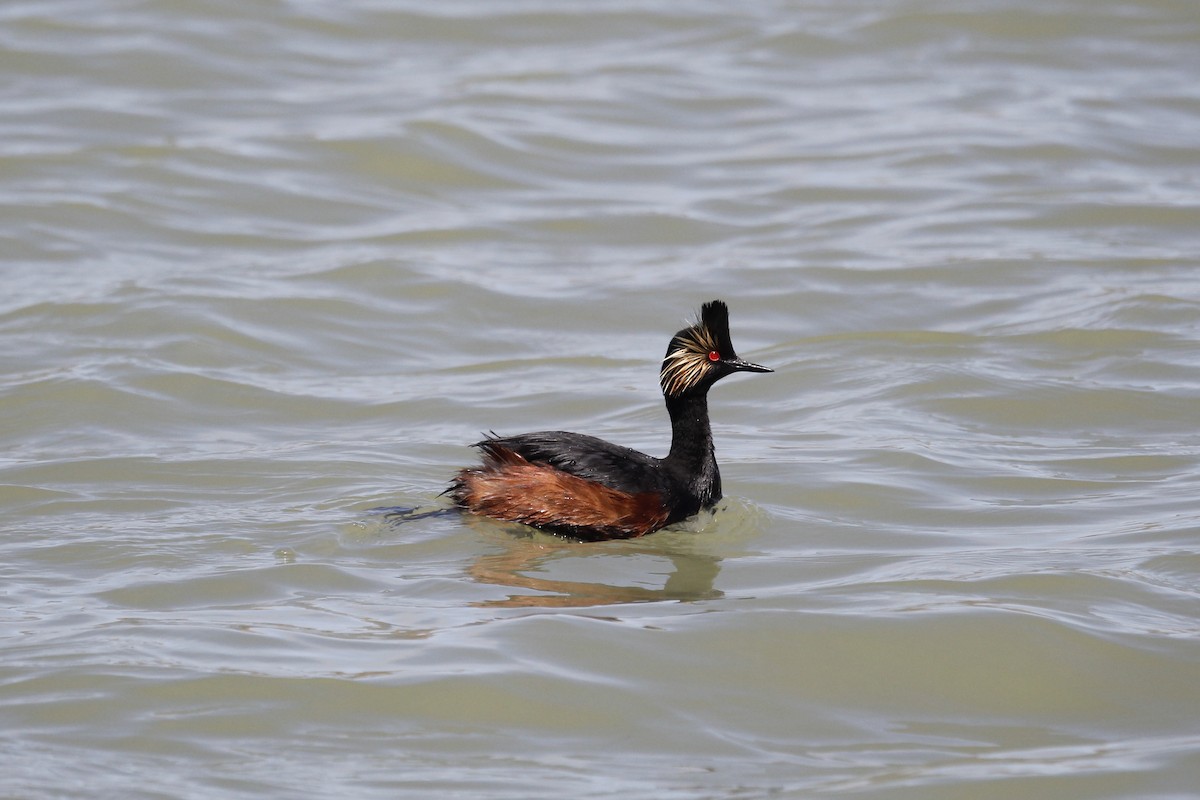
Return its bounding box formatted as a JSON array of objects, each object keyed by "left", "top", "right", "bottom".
[{"left": 3, "top": 1, "right": 1200, "bottom": 798}]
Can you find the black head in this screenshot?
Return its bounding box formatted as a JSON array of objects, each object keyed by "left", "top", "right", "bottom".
[{"left": 659, "top": 300, "right": 772, "bottom": 397}]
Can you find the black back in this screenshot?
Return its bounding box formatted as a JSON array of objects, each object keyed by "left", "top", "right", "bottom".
[{"left": 479, "top": 431, "right": 671, "bottom": 497}]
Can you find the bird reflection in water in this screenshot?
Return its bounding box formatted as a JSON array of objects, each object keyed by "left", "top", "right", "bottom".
[
  {"left": 375, "top": 506, "right": 723, "bottom": 608},
  {"left": 463, "top": 519, "right": 724, "bottom": 608}
]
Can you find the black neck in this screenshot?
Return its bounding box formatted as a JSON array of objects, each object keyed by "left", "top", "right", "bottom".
[{"left": 663, "top": 390, "right": 722, "bottom": 508}]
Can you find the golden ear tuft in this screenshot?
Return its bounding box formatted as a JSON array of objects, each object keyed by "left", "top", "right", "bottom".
[{"left": 660, "top": 320, "right": 720, "bottom": 396}]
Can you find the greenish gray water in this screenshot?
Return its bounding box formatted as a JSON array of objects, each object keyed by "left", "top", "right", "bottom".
[{"left": 3, "top": 1, "right": 1200, "bottom": 798}]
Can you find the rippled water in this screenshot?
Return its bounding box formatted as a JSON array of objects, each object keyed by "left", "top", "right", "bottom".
[{"left": 4, "top": 1, "right": 1200, "bottom": 798}]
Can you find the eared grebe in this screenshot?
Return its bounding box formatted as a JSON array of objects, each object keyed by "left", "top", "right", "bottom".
[{"left": 448, "top": 300, "right": 771, "bottom": 541}]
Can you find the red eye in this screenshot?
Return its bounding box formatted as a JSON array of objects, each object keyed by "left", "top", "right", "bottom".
[{"left": 708, "top": 351, "right": 721, "bottom": 362}]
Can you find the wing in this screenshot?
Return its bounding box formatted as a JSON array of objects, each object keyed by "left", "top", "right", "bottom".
[{"left": 477, "top": 431, "right": 667, "bottom": 496}]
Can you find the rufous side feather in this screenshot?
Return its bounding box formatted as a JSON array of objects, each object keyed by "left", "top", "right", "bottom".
[{"left": 449, "top": 444, "right": 669, "bottom": 540}]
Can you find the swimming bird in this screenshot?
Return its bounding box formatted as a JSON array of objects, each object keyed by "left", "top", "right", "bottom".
[{"left": 448, "top": 300, "right": 771, "bottom": 540}]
